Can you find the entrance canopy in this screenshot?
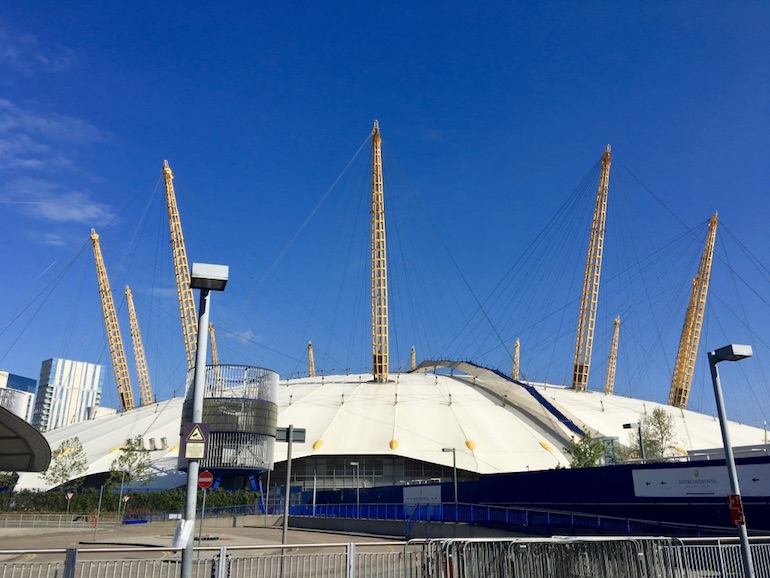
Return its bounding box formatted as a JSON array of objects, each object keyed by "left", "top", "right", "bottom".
[{"left": 0, "top": 405, "right": 51, "bottom": 471}]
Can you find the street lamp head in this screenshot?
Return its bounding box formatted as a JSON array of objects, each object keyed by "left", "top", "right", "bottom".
[
  {"left": 623, "top": 423, "right": 639, "bottom": 430},
  {"left": 712, "top": 344, "right": 753, "bottom": 363},
  {"left": 190, "top": 263, "right": 229, "bottom": 291},
  {"left": 350, "top": 461, "right": 359, "bottom": 467},
  {"left": 442, "top": 447, "right": 454, "bottom": 453}
]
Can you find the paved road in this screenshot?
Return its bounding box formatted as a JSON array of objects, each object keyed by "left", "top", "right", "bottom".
[{"left": 0, "top": 521, "right": 404, "bottom": 562}]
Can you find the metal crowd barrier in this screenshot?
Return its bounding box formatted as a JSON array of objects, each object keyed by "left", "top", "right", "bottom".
[
  {"left": 409, "top": 536, "right": 770, "bottom": 577},
  {"left": 0, "top": 542, "right": 422, "bottom": 578},
  {"left": 3, "top": 537, "right": 770, "bottom": 578},
  {"left": 676, "top": 536, "right": 770, "bottom": 578},
  {"left": 410, "top": 537, "right": 681, "bottom": 578},
  {"left": 1, "top": 513, "right": 106, "bottom": 529}
]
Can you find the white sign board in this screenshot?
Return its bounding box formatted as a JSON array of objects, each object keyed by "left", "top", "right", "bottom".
[
  {"left": 632, "top": 463, "right": 770, "bottom": 498},
  {"left": 171, "top": 520, "right": 194, "bottom": 548},
  {"left": 403, "top": 484, "right": 442, "bottom": 505}
]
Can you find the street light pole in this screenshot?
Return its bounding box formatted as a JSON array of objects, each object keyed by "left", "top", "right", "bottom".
[
  {"left": 623, "top": 422, "right": 646, "bottom": 464},
  {"left": 181, "top": 263, "right": 228, "bottom": 578},
  {"left": 709, "top": 343, "right": 755, "bottom": 578},
  {"left": 118, "top": 470, "right": 125, "bottom": 519},
  {"left": 281, "top": 424, "right": 294, "bottom": 545},
  {"left": 350, "top": 462, "right": 360, "bottom": 518},
  {"left": 442, "top": 448, "right": 458, "bottom": 521}
]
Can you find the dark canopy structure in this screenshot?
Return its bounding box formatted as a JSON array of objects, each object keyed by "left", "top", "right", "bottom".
[{"left": 0, "top": 405, "right": 51, "bottom": 471}]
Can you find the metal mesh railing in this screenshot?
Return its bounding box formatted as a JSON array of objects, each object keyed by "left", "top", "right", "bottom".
[
  {"left": 292, "top": 501, "right": 732, "bottom": 537},
  {"left": 183, "top": 365, "right": 278, "bottom": 402},
  {"left": 4, "top": 537, "right": 770, "bottom": 578}
]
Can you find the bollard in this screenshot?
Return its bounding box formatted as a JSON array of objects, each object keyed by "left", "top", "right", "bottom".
[
  {"left": 64, "top": 548, "right": 77, "bottom": 578},
  {"left": 346, "top": 543, "right": 356, "bottom": 578},
  {"left": 212, "top": 547, "right": 231, "bottom": 578}
]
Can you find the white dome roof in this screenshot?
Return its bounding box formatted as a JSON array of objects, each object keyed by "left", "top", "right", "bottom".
[{"left": 15, "top": 361, "right": 768, "bottom": 491}]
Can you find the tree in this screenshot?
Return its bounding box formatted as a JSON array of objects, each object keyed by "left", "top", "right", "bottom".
[
  {"left": 0, "top": 472, "right": 18, "bottom": 490},
  {"left": 618, "top": 407, "right": 678, "bottom": 462},
  {"left": 0, "top": 472, "right": 18, "bottom": 515},
  {"left": 42, "top": 437, "right": 88, "bottom": 488},
  {"left": 643, "top": 407, "right": 677, "bottom": 459},
  {"left": 564, "top": 431, "right": 607, "bottom": 468},
  {"left": 109, "top": 436, "right": 155, "bottom": 487}
]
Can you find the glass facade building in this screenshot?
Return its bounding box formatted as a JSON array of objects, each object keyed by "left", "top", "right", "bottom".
[
  {"left": 32, "top": 358, "right": 104, "bottom": 432},
  {"left": 0, "top": 370, "right": 37, "bottom": 422}
]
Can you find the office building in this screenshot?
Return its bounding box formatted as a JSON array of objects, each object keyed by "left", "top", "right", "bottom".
[
  {"left": 0, "top": 370, "right": 37, "bottom": 422},
  {"left": 32, "top": 358, "right": 104, "bottom": 432}
]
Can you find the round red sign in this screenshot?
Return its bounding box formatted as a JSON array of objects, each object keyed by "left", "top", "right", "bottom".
[{"left": 198, "top": 470, "right": 214, "bottom": 490}]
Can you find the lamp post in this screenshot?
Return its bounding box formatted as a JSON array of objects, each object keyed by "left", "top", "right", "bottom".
[
  {"left": 117, "top": 470, "right": 125, "bottom": 518},
  {"left": 623, "top": 422, "right": 646, "bottom": 464},
  {"left": 709, "top": 344, "right": 755, "bottom": 578},
  {"left": 442, "top": 447, "right": 458, "bottom": 520},
  {"left": 181, "top": 263, "right": 228, "bottom": 578},
  {"left": 350, "top": 462, "right": 360, "bottom": 518}
]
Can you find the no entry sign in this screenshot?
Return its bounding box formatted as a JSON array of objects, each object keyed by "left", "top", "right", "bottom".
[{"left": 198, "top": 470, "right": 214, "bottom": 490}]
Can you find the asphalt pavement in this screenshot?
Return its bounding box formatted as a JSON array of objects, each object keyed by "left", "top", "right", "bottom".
[{"left": 0, "top": 520, "right": 401, "bottom": 556}]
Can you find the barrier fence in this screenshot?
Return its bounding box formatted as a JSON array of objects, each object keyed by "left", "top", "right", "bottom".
[
  {"left": 3, "top": 537, "right": 770, "bottom": 578},
  {"left": 291, "top": 502, "right": 734, "bottom": 537},
  {"left": 1, "top": 513, "right": 111, "bottom": 529},
  {"left": 8, "top": 501, "right": 739, "bottom": 539}
]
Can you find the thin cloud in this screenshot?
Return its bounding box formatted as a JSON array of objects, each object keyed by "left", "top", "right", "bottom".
[
  {"left": 4, "top": 177, "right": 115, "bottom": 226},
  {"left": 0, "top": 101, "right": 106, "bottom": 174},
  {"left": 0, "top": 29, "right": 76, "bottom": 75},
  {"left": 42, "top": 234, "right": 65, "bottom": 247},
  {"left": 0, "top": 100, "right": 105, "bottom": 143},
  {"left": 35, "top": 191, "right": 113, "bottom": 224},
  {"left": 231, "top": 329, "right": 260, "bottom": 344},
  {"left": 148, "top": 287, "right": 179, "bottom": 299}
]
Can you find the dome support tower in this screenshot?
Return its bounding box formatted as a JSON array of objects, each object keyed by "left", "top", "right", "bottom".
[
  {"left": 90, "top": 229, "right": 135, "bottom": 411},
  {"left": 668, "top": 212, "right": 719, "bottom": 408},
  {"left": 572, "top": 145, "right": 612, "bottom": 391},
  {"left": 125, "top": 285, "right": 154, "bottom": 406},
  {"left": 604, "top": 316, "right": 620, "bottom": 395},
  {"left": 308, "top": 341, "right": 316, "bottom": 378},
  {"left": 162, "top": 161, "right": 198, "bottom": 371},
  {"left": 371, "top": 121, "right": 389, "bottom": 383},
  {"left": 512, "top": 338, "right": 521, "bottom": 381}
]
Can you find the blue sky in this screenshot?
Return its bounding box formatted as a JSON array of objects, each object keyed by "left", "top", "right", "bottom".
[{"left": 1, "top": 3, "right": 769, "bottom": 426}]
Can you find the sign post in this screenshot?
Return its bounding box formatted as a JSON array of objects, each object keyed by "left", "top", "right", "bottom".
[
  {"left": 92, "top": 485, "right": 104, "bottom": 540},
  {"left": 197, "top": 471, "right": 213, "bottom": 549},
  {"left": 65, "top": 492, "right": 74, "bottom": 525},
  {"left": 120, "top": 495, "right": 130, "bottom": 522},
  {"left": 198, "top": 470, "right": 214, "bottom": 490},
  {"left": 729, "top": 493, "right": 746, "bottom": 526},
  {"left": 181, "top": 423, "right": 210, "bottom": 460},
  {"left": 276, "top": 426, "right": 306, "bottom": 546}
]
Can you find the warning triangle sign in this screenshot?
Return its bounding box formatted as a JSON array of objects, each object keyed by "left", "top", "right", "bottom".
[{"left": 187, "top": 425, "right": 205, "bottom": 442}]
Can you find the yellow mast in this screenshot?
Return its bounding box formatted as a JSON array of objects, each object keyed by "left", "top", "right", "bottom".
[
  {"left": 572, "top": 145, "right": 612, "bottom": 391},
  {"left": 208, "top": 322, "right": 219, "bottom": 365},
  {"left": 604, "top": 316, "right": 620, "bottom": 395},
  {"left": 371, "top": 120, "right": 389, "bottom": 382},
  {"left": 125, "top": 286, "right": 154, "bottom": 406},
  {"left": 512, "top": 338, "right": 521, "bottom": 380},
  {"left": 668, "top": 212, "right": 719, "bottom": 408},
  {"left": 162, "top": 160, "right": 198, "bottom": 370},
  {"left": 90, "top": 229, "right": 135, "bottom": 411},
  {"left": 308, "top": 341, "right": 316, "bottom": 378}
]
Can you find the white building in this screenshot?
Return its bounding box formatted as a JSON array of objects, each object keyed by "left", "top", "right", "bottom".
[
  {"left": 32, "top": 358, "right": 104, "bottom": 432},
  {"left": 15, "top": 362, "right": 770, "bottom": 492},
  {"left": 0, "top": 370, "right": 37, "bottom": 422}
]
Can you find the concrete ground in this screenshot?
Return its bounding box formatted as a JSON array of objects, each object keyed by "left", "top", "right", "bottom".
[{"left": 0, "top": 517, "right": 404, "bottom": 562}]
